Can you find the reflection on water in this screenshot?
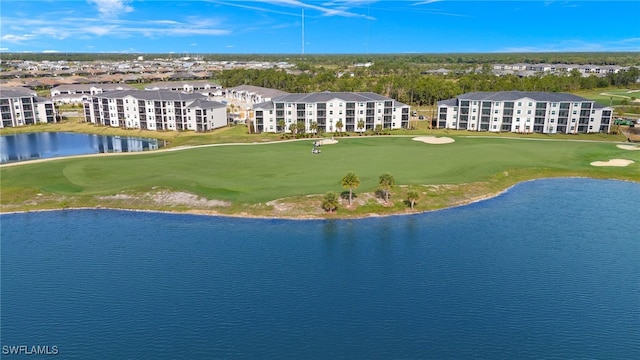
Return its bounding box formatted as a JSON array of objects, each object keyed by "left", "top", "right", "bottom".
[{"left": 0, "top": 132, "right": 161, "bottom": 163}]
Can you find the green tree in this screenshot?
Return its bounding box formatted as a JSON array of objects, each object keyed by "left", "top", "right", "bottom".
[
  {"left": 407, "top": 190, "right": 419, "bottom": 210},
  {"left": 288, "top": 122, "right": 297, "bottom": 134},
  {"left": 374, "top": 124, "right": 383, "bottom": 135},
  {"left": 310, "top": 121, "right": 318, "bottom": 136},
  {"left": 341, "top": 172, "right": 360, "bottom": 206},
  {"left": 277, "top": 119, "right": 285, "bottom": 133},
  {"left": 322, "top": 192, "right": 339, "bottom": 212},
  {"left": 357, "top": 119, "right": 365, "bottom": 132},
  {"left": 378, "top": 173, "right": 395, "bottom": 203},
  {"left": 297, "top": 121, "right": 306, "bottom": 135},
  {"left": 335, "top": 120, "right": 344, "bottom": 135}
]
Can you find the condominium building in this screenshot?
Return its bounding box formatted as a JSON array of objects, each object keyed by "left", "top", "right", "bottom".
[
  {"left": 50, "top": 84, "right": 135, "bottom": 104},
  {"left": 144, "top": 81, "right": 223, "bottom": 96},
  {"left": 83, "top": 90, "right": 227, "bottom": 132},
  {"left": 225, "top": 85, "right": 289, "bottom": 105},
  {"left": 437, "top": 91, "right": 613, "bottom": 134},
  {"left": 0, "top": 87, "right": 57, "bottom": 128},
  {"left": 253, "top": 92, "right": 410, "bottom": 133}
]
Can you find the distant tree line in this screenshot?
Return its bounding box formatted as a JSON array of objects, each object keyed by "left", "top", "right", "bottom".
[
  {"left": 213, "top": 66, "right": 640, "bottom": 106},
  {"left": 2, "top": 52, "right": 639, "bottom": 66}
]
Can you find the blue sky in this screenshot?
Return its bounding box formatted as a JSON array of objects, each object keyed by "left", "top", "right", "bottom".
[{"left": 1, "top": 0, "right": 638, "bottom": 54}]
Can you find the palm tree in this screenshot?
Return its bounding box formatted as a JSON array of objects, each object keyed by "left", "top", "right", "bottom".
[
  {"left": 407, "top": 190, "right": 419, "bottom": 210},
  {"left": 322, "top": 192, "right": 339, "bottom": 212},
  {"left": 310, "top": 121, "right": 318, "bottom": 137},
  {"left": 341, "top": 172, "right": 360, "bottom": 206},
  {"left": 335, "top": 120, "right": 344, "bottom": 135},
  {"left": 297, "top": 120, "right": 306, "bottom": 135},
  {"left": 288, "top": 122, "right": 297, "bottom": 135},
  {"left": 378, "top": 173, "right": 395, "bottom": 203},
  {"left": 357, "top": 119, "right": 365, "bottom": 133},
  {"left": 374, "top": 124, "right": 383, "bottom": 135},
  {"left": 277, "top": 119, "right": 285, "bottom": 133}
]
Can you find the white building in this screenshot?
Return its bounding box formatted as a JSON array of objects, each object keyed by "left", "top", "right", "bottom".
[
  {"left": 144, "top": 81, "right": 223, "bottom": 96},
  {"left": 1, "top": 87, "right": 57, "bottom": 128},
  {"left": 437, "top": 91, "right": 613, "bottom": 134},
  {"left": 253, "top": 92, "right": 410, "bottom": 133},
  {"left": 225, "top": 85, "right": 289, "bottom": 105},
  {"left": 83, "top": 90, "right": 227, "bottom": 132},
  {"left": 50, "top": 84, "right": 135, "bottom": 104}
]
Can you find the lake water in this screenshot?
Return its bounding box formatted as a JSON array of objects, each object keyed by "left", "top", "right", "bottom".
[
  {"left": 1, "top": 178, "right": 639, "bottom": 359},
  {"left": 0, "top": 132, "right": 161, "bottom": 163}
]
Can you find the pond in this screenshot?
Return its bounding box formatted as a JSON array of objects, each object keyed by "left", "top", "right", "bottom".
[{"left": 0, "top": 132, "right": 162, "bottom": 163}]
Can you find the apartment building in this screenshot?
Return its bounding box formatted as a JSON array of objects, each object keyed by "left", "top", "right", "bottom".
[
  {"left": 437, "top": 91, "right": 613, "bottom": 134},
  {"left": 225, "top": 85, "right": 289, "bottom": 105},
  {"left": 253, "top": 92, "right": 410, "bottom": 133},
  {"left": 0, "top": 87, "right": 57, "bottom": 128},
  {"left": 50, "top": 84, "right": 135, "bottom": 104},
  {"left": 83, "top": 90, "right": 227, "bottom": 132},
  {"left": 144, "top": 81, "right": 223, "bottom": 96}
]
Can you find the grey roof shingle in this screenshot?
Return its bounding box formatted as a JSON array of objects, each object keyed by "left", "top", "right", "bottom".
[
  {"left": 95, "top": 89, "right": 206, "bottom": 101},
  {"left": 186, "top": 99, "right": 226, "bottom": 109}
]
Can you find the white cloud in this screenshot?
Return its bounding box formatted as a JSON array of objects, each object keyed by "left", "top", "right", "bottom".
[
  {"left": 1, "top": 34, "right": 36, "bottom": 43},
  {"left": 87, "top": 0, "right": 133, "bottom": 18},
  {"left": 0, "top": 47, "right": 9, "bottom": 51},
  {"left": 42, "top": 50, "right": 60, "bottom": 53}
]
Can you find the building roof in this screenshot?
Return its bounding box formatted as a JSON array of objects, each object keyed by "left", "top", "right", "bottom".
[
  {"left": 272, "top": 91, "right": 408, "bottom": 107},
  {"left": 186, "top": 99, "right": 226, "bottom": 109},
  {"left": 0, "top": 87, "right": 36, "bottom": 98},
  {"left": 52, "top": 83, "right": 135, "bottom": 92},
  {"left": 94, "top": 89, "right": 206, "bottom": 101},
  {"left": 226, "top": 85, "right": 289, "bottom": 99},
  {"left": 145, "top": 81, "right": 222, "bottom": 90},
  {"left": 455, "top": 91, "right": 591, "bottom": 102}
]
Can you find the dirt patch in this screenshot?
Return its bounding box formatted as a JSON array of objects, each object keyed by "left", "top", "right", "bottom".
[
  {"left": 96, "top": 191, "right": 230, "bottom": 208},
  {"left": 590, "top": 159, "right": 635, "bottom": 167},
  {"left": 412, "top": 136, "right": 455, "bottom": 144}
]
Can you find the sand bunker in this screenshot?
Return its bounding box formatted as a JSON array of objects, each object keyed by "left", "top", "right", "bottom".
[
  {"left": 319, "top": 139, "right": 338, "bottom": 145},
  {"left": 412, "top": 136, "right": 455, "bottom": 144},
  {"left": 616, "top": 144, "right": 640, "bottom": 151},
  {"left": 590, "top": 159, "right": 635, "bottom": 167}
]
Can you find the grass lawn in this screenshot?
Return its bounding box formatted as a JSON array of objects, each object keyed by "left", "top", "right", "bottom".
[{"left": 2, "top": 135, "right": 638, "bottom": 217}]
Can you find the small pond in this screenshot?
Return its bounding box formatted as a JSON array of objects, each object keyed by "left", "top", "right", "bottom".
[{"left": 0, "top": 132, "right": 162, "bottom": 164}]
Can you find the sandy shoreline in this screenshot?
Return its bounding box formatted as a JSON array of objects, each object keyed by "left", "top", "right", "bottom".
[{"left": 0, "top": 178, "right": 592, "bottom": 220}]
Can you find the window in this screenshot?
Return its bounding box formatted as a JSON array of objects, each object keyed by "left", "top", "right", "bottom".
[
  {"left": 571, "top": 119, "right": 576, "bottom": 123},
  {"left": 473, "top": 101, "right": 477, "bottom": 105},
  {"left": 494, "top": 109, "right": 499, "bottom": 114},
  {"left": 528, "top": 102, "right": 532, "bottom": 106},
  {"left": 517, "top": 110, "right": 521, "bottom": 114},
  {"left": 472, "top": 108, "right": 477, "bottom": 112},
  {"left": 527, "top": 110, "right": 531, "bottom": 114},
  {"left": 551, "top": 111, "right": 556, "bottom": 115},
  {"left": 516, "top": 118, "right": 520, "bottom": 122},
  {"left": 518, "top": 102, "right": 522, "bottom": 106},
  {"left": 494, "top": 102, "right": 500, "bottom": 106},
  {"left": 552, "top": 103, "right": 557, "bottom": 107}
]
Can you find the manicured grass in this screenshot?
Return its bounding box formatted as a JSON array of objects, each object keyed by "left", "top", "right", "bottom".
[{"left": 2, "top": 136, "right": 638, "bottom": 209}]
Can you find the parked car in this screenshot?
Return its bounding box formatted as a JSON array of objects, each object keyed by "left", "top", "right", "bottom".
[{"left": 418, "top": 115, "right": 425, "bottom": 120}]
